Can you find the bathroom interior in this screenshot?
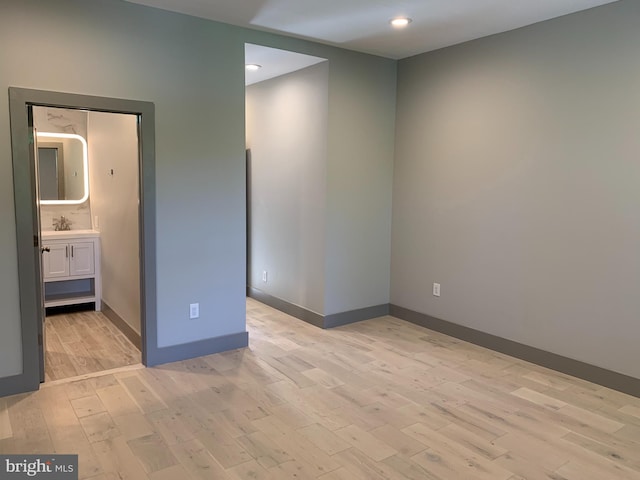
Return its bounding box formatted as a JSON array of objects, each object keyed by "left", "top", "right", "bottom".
[{"left": 35, "top": 105, "right": 142, "bottom": 381}]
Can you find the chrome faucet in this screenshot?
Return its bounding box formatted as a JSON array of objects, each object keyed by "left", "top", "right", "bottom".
[{"left": 53, "top": 215, "right": 72, "bottom": 231}]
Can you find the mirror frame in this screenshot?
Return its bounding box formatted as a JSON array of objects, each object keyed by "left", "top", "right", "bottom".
[{"left": 36, "top": 132, "right": 89, "bottom": 205}]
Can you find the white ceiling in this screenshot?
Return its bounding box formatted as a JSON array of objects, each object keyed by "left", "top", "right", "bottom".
[
  {"left": 245, "top": 44, "right": 326, "bottom": 86},
  {"left": 126, "top": 0, "right": 618, "bottom": 59}
]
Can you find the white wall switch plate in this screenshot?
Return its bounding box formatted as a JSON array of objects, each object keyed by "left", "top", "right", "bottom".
[
  {"left": 189, "top": 303, "right": 199, "bottom": 319},
  {"left": 433, "top": 283, "right": 441, "bottom": 297}
]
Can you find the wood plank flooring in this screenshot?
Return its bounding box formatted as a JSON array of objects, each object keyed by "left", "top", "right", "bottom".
[
  {"left": 1, "top": 297, "right": 639, "bottom": 479},
  {"left": 45, "top": 310, "right": 141, "bottom": 382}
]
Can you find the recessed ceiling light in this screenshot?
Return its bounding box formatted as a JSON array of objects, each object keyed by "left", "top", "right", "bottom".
[
  {"left": 390, "top": 17, "right": 412, "bottom": 28},
  {"left": 245, "top": 64, "right": 262, "bottom": 71}
]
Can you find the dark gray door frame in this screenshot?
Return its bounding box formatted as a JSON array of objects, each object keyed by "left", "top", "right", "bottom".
[{"left": 4, "top": 87, "right": 157, "bottom": 396}]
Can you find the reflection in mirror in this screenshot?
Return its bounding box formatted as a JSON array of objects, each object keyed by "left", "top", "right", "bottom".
[
  {"left": 38, "top": 143, "right": 65, "bottom": 200},
  {"left": 36, "top": 132, "right": 89, "bottom": 205}
]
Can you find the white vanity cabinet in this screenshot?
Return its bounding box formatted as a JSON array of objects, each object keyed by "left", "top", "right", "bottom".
[
  {"left": 42, "top": 242, "right": 94, "bottom": 278},
  {"left": 41, "top": 230, "right": 102, "bottom": 310}
]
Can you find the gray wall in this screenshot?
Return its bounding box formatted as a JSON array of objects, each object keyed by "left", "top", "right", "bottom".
[
  {"left": 0, "top": 0, "right": 396, "bottom": 378},
  {"left": 241, "top": 33, "right": 396, "bottom": 318},
  {"left": 392, "top": 0, "right": 640, "bottom": 379},
  {"left": 324, "top": 51, "right": 396, "bottom": 315},
  {"left": 246, "top": 62, "right": 329, "bottom": 315},
  {"left": 246, "top": 54, "right": 396, "bottom": 318}
]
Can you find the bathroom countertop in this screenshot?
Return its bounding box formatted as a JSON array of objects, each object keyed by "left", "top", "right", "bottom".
[{"left": 42, "top": 229, "right": 100, "bottom": 240}]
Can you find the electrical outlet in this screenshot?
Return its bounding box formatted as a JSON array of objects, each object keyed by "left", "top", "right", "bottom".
[
  {"left": 262, "top": 270, "right": 268, "bottom": 283},
  {"left": 189, "top": 303, "right": 199, "bottom": 319},
  {"left": 433, "top": 283, "right": 441, "bottom": 297}
]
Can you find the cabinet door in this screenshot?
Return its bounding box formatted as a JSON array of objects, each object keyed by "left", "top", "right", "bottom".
[
  {"left": 69, "top": 242, "right": 95, "bottom": 276},
  {"left": 42, "top": 243, "right": 69, "bottom": 279}
]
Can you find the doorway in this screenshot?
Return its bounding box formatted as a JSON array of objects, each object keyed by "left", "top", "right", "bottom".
[
  {"left": 35, "top": 106, "right": 142, "bottom": 382},
  {"left": 244, "top": 44, "right": 329, "bottom": 318},
  {"left": 8, "top": 88, "right": 157, "bottom": 394}
]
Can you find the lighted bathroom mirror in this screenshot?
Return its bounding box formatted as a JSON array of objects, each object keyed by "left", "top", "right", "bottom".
[{"left": 36, "top": 132, "right": 89, "bottom": 205}]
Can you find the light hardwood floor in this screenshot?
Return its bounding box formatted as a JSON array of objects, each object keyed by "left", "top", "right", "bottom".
[
  {"left": 2, "top": 297, "right": 640, "bottom": 479},
  {"left": 45, "top": 310, "right": 141, "bottom": 382}
]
